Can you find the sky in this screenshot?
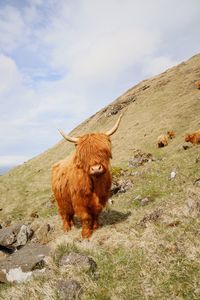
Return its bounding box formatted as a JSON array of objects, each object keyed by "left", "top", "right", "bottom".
[{"left": 0, "top": 0, "right": 200, "bottom": 170}]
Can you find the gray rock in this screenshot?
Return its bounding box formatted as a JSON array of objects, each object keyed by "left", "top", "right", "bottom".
[
  {"left": 14, "top": 225, "right": 33, "bottom": 248},
  {"left": 185, "top": 198, "right": 200, "bottom": 218},
  {"left": 118, "top": 179, "right": 133, "bottom": 193},
  {"left": 59, "top": 252, "right": 97, "bottom": 273},
  {"left": 129, "top": 150, "right": 154, "bottom": 168},
  {"left": 139, "top": 209, "right": 163, "bottom": 227},
  {"left": 140, "top": 197, "right": 151, "bottom": 206},
  {"left": 0, "top": 243, "right": 50, "bottom": 283},
  {"left": 34, "top": 223, "right": 51, "bottom": 242},
  {"left": 0, "top": 224, "right": 33, "bottom": 250},
  {"left": 57, "top": 279, "right": 82, "bottom": 300},
  {"left": 111, "top": 179, "right": 133, "bottom": 195}
]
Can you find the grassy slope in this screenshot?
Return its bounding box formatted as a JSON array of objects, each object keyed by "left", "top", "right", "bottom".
[{"left": 0, "top": 53, "right": 200, "bottom": 299}]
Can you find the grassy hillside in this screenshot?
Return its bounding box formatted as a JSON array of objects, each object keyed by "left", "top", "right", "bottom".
[
  {"left": 0, "top": 53, "right": 200, "bottom": 299},
  {"left": 1, "top": 53, "right": 200, "bottom": 223}
]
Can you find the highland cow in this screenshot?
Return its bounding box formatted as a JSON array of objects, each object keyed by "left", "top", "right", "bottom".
[
  {"left": 185, "top": 130, "right": 200, "bottom": 145},
  {"left": 157, "top": 134, "right": 169, "bottom": 148},
  {"left": 157, "top": 130, "right": 176, "bottom": 148},
  {"left": 52, "top": 115, "right": 122, "bottom": 238}
]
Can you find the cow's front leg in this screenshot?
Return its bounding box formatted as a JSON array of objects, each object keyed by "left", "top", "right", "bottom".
[
  {"left": 80, "top": 211, "right": 93, "bottom": 239},
  {"left": 60, "top": 212, "right": 73, "bottom": 232},
  {"left": 92, "top": 214, "right": 101, "bottom": 231}
]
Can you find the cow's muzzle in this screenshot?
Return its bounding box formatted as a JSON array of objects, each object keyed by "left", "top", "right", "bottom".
[{"left": 89, "top": 164, "right": 104, "bottom": 176}]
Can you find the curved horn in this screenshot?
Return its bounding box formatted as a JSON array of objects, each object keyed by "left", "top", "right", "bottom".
[
  {"left": 58, "top": 129, "right": 79, "bottom": 143},
  {"left": 106, "top": 114, "right": 123, "bottom": 136}
]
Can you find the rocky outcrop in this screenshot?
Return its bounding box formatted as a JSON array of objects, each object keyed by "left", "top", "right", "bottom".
[
  {"left": 128, "top": 150, "right": 155, "bottom": 168},
  {"left": 0, "top": 224, "right": 33, "bottom": 251},
  {"left": 59, "top": 252, "right": 97, "bottom": 274},
  {"left": 0, "top": 243, "right": 50, "bottom": 283}
]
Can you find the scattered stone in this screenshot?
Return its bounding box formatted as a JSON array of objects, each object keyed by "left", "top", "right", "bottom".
[
  {"left": 30, "top": 211, "right": 39, "bottom": 218},
  {"left": 140, "top": 197, "right": 152, "bottom": 206},
  {"left": 59, "top": 252, "right": 97, "bottom": 274},
  {"left": 56, "top": 279, "right": 82, "bottom": 300},
  {"left": 111, "top": 181, "right": 121, "bottom": 195},
  {"left": 0, "top": 243, "right": 50, "bottom": 283},
  {"left": 14, "top": 225, "right": 33, "bottom": 248},
  {"left": 170, "top": 170, "right": 176, "bottom": 180},
  {"left": 129, "top": 171, "right": 143, "bottom": 177},
  {"left": 5, "top": 267, "right": 33, "bottom": 283},
  {"left": 111, "top": 179, "right": 133, "bottom": 195},
  {"left": 0, "top": 223, "right": 33, "bottom": 250},
  {"left": 105, "top": 95, "right": 136, "bottom": 117},
  {"left": 184, "top": 197, "right": 200, "bottom": 218},
  {"left": 129, "top": 150, "right": 154, "bottom": 168},
  {"left": 106, "top": 105, "right": 121, "bottom": 116},
  {"left": 34, "top": 223, "right": 51, "bottom": 243},
  {"left": 108, "top": 198, "right": 114, "bottom": 205},
  {"left": 139, "top": 209, "right": 163, "bottom": 227}
]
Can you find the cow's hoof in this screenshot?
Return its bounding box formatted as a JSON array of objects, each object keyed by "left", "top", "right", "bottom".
[
  {"left": 63, "top": 223, "right": 71, "bottom": 232},
  {"left": 82, "top": 229, "right": 92, "bottom": 239}
]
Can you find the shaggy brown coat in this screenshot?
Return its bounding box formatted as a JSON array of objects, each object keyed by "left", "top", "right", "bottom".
[
  {"left": 157, "top": 134, "right": 169, "bottom": 148},
  {"left": 185, "top": 130, "right": 200, "bottom": 145},
  {"left": 52, "top": 133, "right": 112, "bottom": 238}
]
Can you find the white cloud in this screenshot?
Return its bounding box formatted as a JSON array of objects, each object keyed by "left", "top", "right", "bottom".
[
  {"left": 0, "top": 5, "right": 26, "bottom": 52},
  {"left": 0, "top": 54, "right": 23, "bottom": 94}
]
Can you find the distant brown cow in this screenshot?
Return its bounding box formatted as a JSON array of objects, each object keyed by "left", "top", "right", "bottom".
[
  {"left": 157, "top": 134, "right": 169, "bottom": 148},
  {"left": 157, "top": 130, "right": 176, "bottom": 148},
  {"left": 185, "top": 130, "right": 200, "bottom": 145},
  {"left": 52, "top": 115, "right": 122, "bottom": 238}
]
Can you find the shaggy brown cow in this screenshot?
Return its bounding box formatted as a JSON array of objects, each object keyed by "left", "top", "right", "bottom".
[
  {"left": 185, "top": 130, "right": 200, "bottom": 145},
  {"left": 157, "top": 134, "right": 169, "bottom": 148},
  {"left": 52, "top": 115, "right": 122, "bottom": 238},
  {"left": 157, "top": 130, "right": 176, "bottom": 148}
]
